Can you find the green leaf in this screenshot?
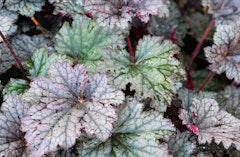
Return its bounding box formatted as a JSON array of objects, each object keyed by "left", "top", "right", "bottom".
[
  {"left": 27, "top": 48, "right": 67, "bottom": 79},
  {"left": 98, "top": 35, "right": 185, "bottom": 110},
  {"left": 55, "top": 15, "right": 125, "bottom": 73},
  {"left": 4, "top": 0, "right": 45, "bottom": 17},
  {"left": 2, "top": 79, "right": 29, "bottom": 99},
  {"left": 81, "top": 99, "right": 175, "bottom": 157}
]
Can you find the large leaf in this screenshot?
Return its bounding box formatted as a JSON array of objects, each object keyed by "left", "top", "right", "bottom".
[
  {"left": 49, "top": 0, "right": 85, "bottom": 15},
  {"left": 21, "top": 62, "right": 125, "bottom": 156},
  {"left": 98, "top": 35, "right": 185, "bottom": 110},
  {"left": 55, "top": 15, "right": 125, "bottom": 73},
  {"left": 168, "top": 131, "right": 196, "bottom": 157},
  {"left": 179, "top": 98, "right": 240, "bottom": 150},
  {"left": 81, "top": 99, "right": 175, "bottom": 157},
  {"left": 204, "top": 22, "right": 240, "bottom": 83},
  {"left": 4, "top": 0, "right": 45, "bottom": 17},
  {"left": 0, "top": 95, "right": 30, "bottom": 156},
  {"left": 0, "top": 34, "right": 50, "bottom": 74},
  {"left": 0, "top": 9, "right": 18, "bottom": 42},
  {"left": 202, "top": 0, "right": 240, "bottom": 25},
  {"left": 84, "top": 0, "right": 163, "bottom": 29}
]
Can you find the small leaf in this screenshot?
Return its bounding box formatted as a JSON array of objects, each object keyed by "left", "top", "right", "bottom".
[
  {"left": 0, "top": 9, "right": 18, "bottom": 42},
  {"left": 98, "top": 35, "right": 185, "bottom": 110},
  {"left": 202, "top": 0, "right": 240, "bottom": 25},
  {"left": 168, "top": 131, "right": 196, "bottom": 157},
  {"left": 0, "top": 95, "right": 30, "bottom": 156},
  {"left": 179, "top": 98, "right": 240, "bottom": 151},
  {"left": 27, "top": 48, "right": 67, "bottom": 79},
  {"left": 55, "top": 15, "right": 125, "bottom": 73},
  {"left": 4, "top": 0, "right": 45, "bottom": 17},
  {"left": 2, "top": 78, "right": 29, "bottom": 99},
  {"left": 81, "top": 99, "right": 175, "bottom": 157},
  {"left": 21, "top": 62, "right": 125, "bottom": 156}
]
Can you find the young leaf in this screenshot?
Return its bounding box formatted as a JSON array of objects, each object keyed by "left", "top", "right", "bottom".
[
  {"left": 202, "top": 0, "right": 240, "bottom": 25},
  {"left": 55, "top": 15, "right": 125, "bottom": 73},
  {"left": 2, "top": 78, "right": 29, "bottom": 99},
  {"left": 49, "top": 0, "right": 85, "bottom": 15},
  {"left": 81, "top": 99, "right": 175, "bottom": 157},
  {"left": 179, "top": 98, "right": 240, "bottom": 151},
  {"left": 0, "top": 9, "right": 18, "bottom": 42},
  {"left": 204, "top": 22, "right": 240, "bottom": 83},
  {"left": 4, "top": 0, "right": 45, "bottom": 17},
  {"left": 168, "top": 131, "right": 196, "bottom": 157},
  {"left": 27, "top": 48, "right": 67, "bottom": 79},
  {"left": 0, "top": 95, "right": 30, "bottom": 156},
  {"left": 21, "top": 62, "right": 125, "bottom": 156},
  {"left": 98, "top": 35, "right": 185, "bottom": 110}
]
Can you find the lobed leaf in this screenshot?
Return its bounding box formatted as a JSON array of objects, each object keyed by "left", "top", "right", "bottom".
[
  {"left": 179, "top": 98, "right": 240, "bottom": 151},
  {"left": 49, "top": 0, "right": 85, "bottom": 15},
  {"left": 4, "top": 0, "right": 45, "bottom": 17},
  {"left": 2, "top": 78, "right": 29, "bottom": 99},
  {"left": 0, "top": 9, "right": 18, "bottom": 42},
  {"left": 0, "top": 95, "right": 30, "bottom": 156},
  {"left": 81, "top": 99, "right": 175, "bottom": 157},
  {"left": 98, "top": 35, "right": 185, "bottom": 110},
  {"left": 204, "top": 22, "right": 240, "bottom": 83},
  {"left": 84, "top": 0, "right": 163, "bottom": 29},
  {"left": 55, "top": 15, "right": 125, "bottom": 73},
  {"left": 202, "top": 0, "right": 240, "bottom": 25},
  {"left": 21, "top": 62, "right": 125, "bottom": 156},
  {"left": 168, "top": 131, "right": 196, "bottom": 157}
]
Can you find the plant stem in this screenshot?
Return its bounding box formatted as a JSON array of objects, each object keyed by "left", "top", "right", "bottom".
[
  {"left": 125, "top": 36, "right": 134, "bottom": 58},
  {"left": 0, "top": 30, "right": 29, "bottom": 80},
  {"left": 185, "top": 19, "right": 215, "bottom": 70},
  {"left": 197, "top": 71, "right": 215, "bottom": 93}
]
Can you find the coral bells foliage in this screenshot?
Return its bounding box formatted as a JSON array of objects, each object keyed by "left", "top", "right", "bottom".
[
  {"left": 21, "top": 62, "right": 125, "bottom": 156},
  {"left": 84, "top": 0, "right": 163, "bottom": 29}
]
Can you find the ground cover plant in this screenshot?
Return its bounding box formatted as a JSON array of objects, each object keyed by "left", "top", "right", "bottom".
[{"left": 1, "top": 0, "right": 240, "bottom": 156}]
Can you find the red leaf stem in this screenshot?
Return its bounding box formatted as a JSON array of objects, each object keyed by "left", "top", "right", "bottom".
[
  {"left": 125, "top": 36, "right": 135, "bottom": 58},
  {"left": 197, "top": 71, "right": 216, "bottom": 93}
]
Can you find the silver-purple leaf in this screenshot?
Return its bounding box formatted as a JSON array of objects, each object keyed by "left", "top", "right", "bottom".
[
  {"left": 202, "top": 0, "right": 240, "bottom": 25},
  {"left": 0, "top": 95, "right": 30, "bottom": 156},
  {"left": 204, "top": 22, "right": 240, "bottom": 83},
  {"left": 21, "top": 62, "right": 125, "bottom": 156},
  {"left": 179, "top": 98, "right": 240, "bottom": 150}
]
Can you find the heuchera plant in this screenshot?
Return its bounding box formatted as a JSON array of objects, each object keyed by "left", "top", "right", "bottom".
[{"left": 1, "top": 0, "right": 240, "bottom": 156}]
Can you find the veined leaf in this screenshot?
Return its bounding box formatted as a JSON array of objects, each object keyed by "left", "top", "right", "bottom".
[
  {"left": 179, "top": 98, "right": 240, "bottom": 151},
  {"left": 84, "top": 0, "right": 163, "bottom": 29},
  {"left": 49, "top": 0, "right": 85, "bottom": 15},
  {"left": 27, "top": 48, "right": 67, "bottom": 79},
  {"left": 204, "top": 22, "right": 240, "bottom": 83},
  {"left": 98, "top": 35, "right": 185, "bottom": 110},
  {"left": 21, "top": 62, "right": 125, "bottom": 156},
  {"left": 202, "top": 0, "right": 240, "bottom": 25},
  {"left": 168, "top": 131, "right": 196, "bottom": 157},
  {"left": 4, "top": 0, "right": 45, "bottom": 17},
  {"left": 55, "top": 15, "right": 125, "bottom": 73},
  {"left": 2, "top": 78, "right": 29, "bottom": 99},
  {"left": 0, "top": 95, "right": 30, "bottom": 156},
  {"left": 0, "top": 9, "right": 18, "bottom": 42},
  {"left": 0, "top": 34, "right": 50, "bottom": 74},
  {"left": 81, "top": 99, "right": 175, "bottom": 157}
]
